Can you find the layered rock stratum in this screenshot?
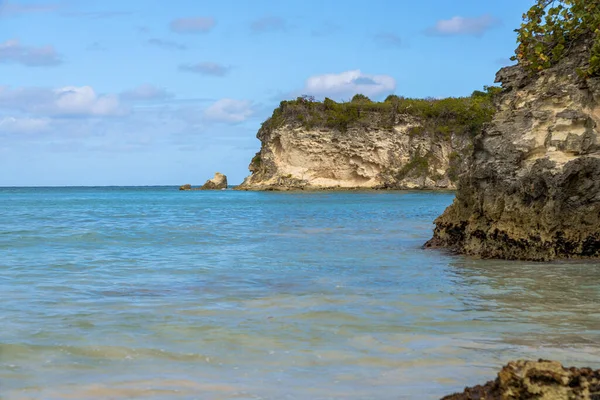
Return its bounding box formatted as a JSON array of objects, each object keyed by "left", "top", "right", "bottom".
[
  {"left": 426, "top": 37, "right": 600, "bottom": 261},
  {"left": 238, "top": 94, "right": 495, "bottom": 190},
  {"left": 443, "top": 360, "right": 600, "bottom": 400}
]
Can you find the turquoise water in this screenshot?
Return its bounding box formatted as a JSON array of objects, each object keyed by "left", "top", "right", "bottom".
[{"left": 1, "top": 187, "right": 599, "bottom": 399}]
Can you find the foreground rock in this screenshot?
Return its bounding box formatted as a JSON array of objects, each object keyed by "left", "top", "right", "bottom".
[
  {"left": 200, "top": 172, "right": 228, "bottom": 190},
  {"left": 427, "top": 37, "right": 600, "bottom": 260},
  {"left": 443, "top": 360, "right": 600, "bottom": 400},
  {"left": 237, "top": 93, "right": 495, "bottom": 190}
]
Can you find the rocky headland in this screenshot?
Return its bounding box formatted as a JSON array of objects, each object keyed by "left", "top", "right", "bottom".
[
  {"left": 426, "top": 36, "right": 600, "bottom": 261},
  {"left": 237, "top": 92, "right": 496, "bottom": 191},
  {"left": 443, "top": 360, "right": 600, "bottom": 400}
]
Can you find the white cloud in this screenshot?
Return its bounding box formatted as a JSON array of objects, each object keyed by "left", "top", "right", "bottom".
[
  {"left": 302, "top": 70, "right": 396, "bottom": 99},
  {"left": 179, "top": 62, "right": 230, "bottom": 76},
  {"left": 0, "top": 39, "right": 62, "bottom": 67},
  {"left": 203, "top": 99, "right": 254, "bottom": 123},
  {"left": 170, "top": 17, "right": 216, "bottom": 34},
  {"left": 0, "top": 85, "right": 127, "bottom": 116},
  {"left": 120, "top": 84, "right": 172, "bottom": 101},
  {"left": 0, "top": 116, "right": 50, "bottom": 133},
  {"left": 52, "top": 87, "right": 124, "bottom": 116},
  {"left": 427, "top": 15, "right": 499, "bottom": 37}
]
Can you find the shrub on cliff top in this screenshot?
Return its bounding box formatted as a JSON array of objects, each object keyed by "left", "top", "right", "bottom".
[
  {"left": 350, "top": 94, "right": 373, "bottom": 103},
  {"left": 514, "top": 0, "right": 600, "bottom": 77},
  {"left": 261, "top": 87, "right": 497, "bottom": 136}
]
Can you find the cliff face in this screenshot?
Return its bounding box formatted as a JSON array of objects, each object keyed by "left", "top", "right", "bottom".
[
  {"left": 427, "top": 39, "right": 600, "bottom": 260},
  {"left": 238, "top": 95, "right": 494, "bottom": 190}
]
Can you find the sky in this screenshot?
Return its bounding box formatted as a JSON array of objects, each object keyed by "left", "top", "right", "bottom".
[{"left": 0, "top": 0, "right": 531, "bottom": 186}]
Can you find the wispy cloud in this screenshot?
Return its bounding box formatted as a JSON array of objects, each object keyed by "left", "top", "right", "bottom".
[
  {"left": 0, "top": 116, "right": 51, "bottom": 133},
  {"left": 0, "top": 1, "right": 60, "bottom": 16},
  {"left": 251, "top": 16, "right": 286, "bottom": 33},
  {"left": 0, "top": 85, "right": 128, "bottom": 117},
  {"left": 203, "top": 99, "right": 255, "bottom": 123},
  {"left": 147, "top": 38, "right": 187, "bottom": 51},
  {"left": 120, "top": 84, "right": 173, "bottom": 102},
  {"left": 311, "top": 21, "right": 339, "bottom": 37},
  {"left": 374, "top": 32, "right": 403, "bottom": 48},
  {"left": 170, "top": 17, "right": 216, "bottom": 34},
  {"left": 0, "top": 39, "right": 62, "bottom": 67},
  {"left": 179, "top": 62, "right": 231, "bottom": 77},
  {"left": 62, "top": 10, "right": 132, "bottom": 19},
  {"left": 86, "top": 42, "right": 106, "bottom": 51},
  {"left": 426, "top": 15, "right": 500, "bottom": 37}
]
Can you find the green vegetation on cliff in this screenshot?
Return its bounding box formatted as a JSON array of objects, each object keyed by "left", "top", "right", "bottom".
[
  {"left": 251, "top": 88, "right": 498, "bottom": 183},
  {"left": 261, "top": 87, "right": 498, "bottom": 137},
  {"left": 515, "top": 0, "right": 600, "bottom": 77}
]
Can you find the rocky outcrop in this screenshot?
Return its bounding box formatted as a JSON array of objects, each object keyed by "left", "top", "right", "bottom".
[
  {"left": 237, "top": 95, "right": 495, "bottom": 190},
  {"left": 179, "top": 184, "right": 192, "bottom": 191},
  {"left": 443, "top": 360, "right": 600, "bottom": 400},
  {"left": 200, "top": 172, "right": 228, "bottom": 190},
  {"left": 427, "top": 37, "right": 600, "bottom": 261}
]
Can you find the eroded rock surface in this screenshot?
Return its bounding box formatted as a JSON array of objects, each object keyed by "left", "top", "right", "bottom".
[
  {"left": 427, "top": 38, "right": 600, "bottom": 260},
  {"left": 200, "top": 172, "right": 228, "bottom": 190},
  {"left": 238, "top": 125, "right": 465, "bottom": 190},
  {"left": 443, "top": 360, "right": 600, "bottom": 400}
]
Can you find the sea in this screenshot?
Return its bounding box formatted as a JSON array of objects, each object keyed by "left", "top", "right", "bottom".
[{"left": 1, "top": 187, "right": 599, "bottom": 399}]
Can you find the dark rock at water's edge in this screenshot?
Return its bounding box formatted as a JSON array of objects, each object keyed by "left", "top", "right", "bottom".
[
  {"left": 427, "top": 36, "right": 600, "bottom": 261},
  {"left": 442, "top": 360, "right": 600, "bottom": 400},
  {"left": 179, "top": 184, "right": 192, "bottom": 191},
  {"left": 199, "top": 172, "right": 227, "bottom": 190}
]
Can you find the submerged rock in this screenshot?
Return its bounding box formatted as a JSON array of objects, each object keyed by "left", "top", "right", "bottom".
[
  {"left": 200, "top": 172, "right": 228, "bottom": 190},
  {"left": 427, "top": 36, "right": 600, "bottom": 260},
  {"left": 179, "top": 184, "right": 192, "bottom": 191},
  {"left": 443, "top": 360, "right": 600, "bottom": 400}
]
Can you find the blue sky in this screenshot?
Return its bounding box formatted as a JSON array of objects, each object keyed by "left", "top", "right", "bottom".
[{"left": 0, "top": 0, "right": 530, "bottom": 186}]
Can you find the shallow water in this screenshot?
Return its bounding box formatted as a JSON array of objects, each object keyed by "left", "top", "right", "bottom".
[{"left": 1, "top": 187, "right": 599, "bottom": 399}]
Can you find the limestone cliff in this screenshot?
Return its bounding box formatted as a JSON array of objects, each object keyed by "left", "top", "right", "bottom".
[
  {"left": 427, "top": 37, "right": 600, "bottom": 260},
  {"left": 238, "top": 94, "right": 495, "bottom": 190}
]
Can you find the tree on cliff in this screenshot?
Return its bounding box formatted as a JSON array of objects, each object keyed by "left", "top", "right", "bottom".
[{"left": 514, "top": 0, "right": 600, "bottom": 77}]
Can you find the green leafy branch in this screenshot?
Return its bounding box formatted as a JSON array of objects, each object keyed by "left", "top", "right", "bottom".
[{"left": 513, "top": 0, "right": 600, "bottom": 77}]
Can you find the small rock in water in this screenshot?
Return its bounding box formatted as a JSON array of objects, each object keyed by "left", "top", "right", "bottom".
[
  {"left": 200, "top": 172, "right": 228, "bottom": 190},
  {"left": 179, "top": 184, "right": 192, "bottom": 191}
]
